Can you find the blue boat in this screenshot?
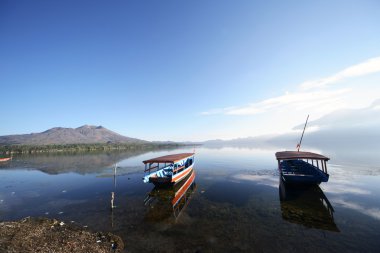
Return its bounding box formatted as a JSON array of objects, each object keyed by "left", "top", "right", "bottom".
[{"left": 275, "top": 151, "right": 330, "bottom": 185}]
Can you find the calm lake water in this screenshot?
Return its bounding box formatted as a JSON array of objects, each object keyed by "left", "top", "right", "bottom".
[{"left": 1, "top": 146, "right": 380, "bottom": 252}]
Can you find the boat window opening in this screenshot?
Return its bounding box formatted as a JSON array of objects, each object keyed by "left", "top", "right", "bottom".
[
  {"left": 149, "top": 163, "right": 159, "bottom": 171},
  {"left": 175, "top": 165, "right": 185, "bottom": 174},
  {"left": 163, "top": 165, "right": 173, "bottom": 177},
  {"left": 322, "top": 160, "right": 327, "bottom": 173}
]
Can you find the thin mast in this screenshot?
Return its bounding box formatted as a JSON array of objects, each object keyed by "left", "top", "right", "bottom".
[{"left": 297, "top": 115, "right": 309, "bottom": 152}]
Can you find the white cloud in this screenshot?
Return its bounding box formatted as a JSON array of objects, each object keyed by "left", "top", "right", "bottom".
[
  {"left": 201, "top": 56, "right": 380, "bottom": 117},
  {"left": 300, "top": 56, "right": 380, "bottom": 90},
  {"left": 232, "top": 174, "right": 278, "bottom": 188},
  {"left": 227, "top": 89, "right": 350, "bottom": 115},
  {"left": 333, "top": 198, "right": 380, "bottom": 220},
  {"left": 372, "top": 100, "right": 380, "bottom": 111},
  {"left": 202, "top": 88, "right": 351, "bottom": 116},
  {"left": 323, "top": 183, "right": 371, "bottom": 195},
  {"left": 198, "top": 56, "right": 380, "bottom": 140},
  {"left": 201, "top": 107, "right": 237, "bottom": 116}
]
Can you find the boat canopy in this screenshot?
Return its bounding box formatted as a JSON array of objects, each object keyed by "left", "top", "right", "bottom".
[
  {"left": 275, "top": 151, "right": 329, "bottom": 161},
  {"left": 143, "top": 153, "right": 195, "bottom": 164}
]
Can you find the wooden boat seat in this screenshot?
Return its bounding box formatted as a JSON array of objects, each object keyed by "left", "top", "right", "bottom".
[{"left": 282, "top": 160, "right": 318, "bottom": 175}]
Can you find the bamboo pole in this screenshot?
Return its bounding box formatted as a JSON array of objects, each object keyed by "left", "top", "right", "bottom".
[{"left": 297, "top": 115, "right": 309, "bottom": 152}]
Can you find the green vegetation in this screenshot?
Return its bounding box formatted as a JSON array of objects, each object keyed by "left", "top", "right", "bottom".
[{"left": 0, "top": 142, "right": 187, "bottom": 155}]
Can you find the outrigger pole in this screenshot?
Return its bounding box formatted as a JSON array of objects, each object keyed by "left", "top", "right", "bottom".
[{"left": 297, "top": 114, "right": 309, "bottom": 152}]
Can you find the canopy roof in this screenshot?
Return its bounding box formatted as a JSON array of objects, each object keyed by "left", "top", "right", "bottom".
[
  {"left": 275, "top": 151, "right": 329, "bottom": 161},
  {"left": 143, "top": 153, "right": 194, "bottom": 164}
]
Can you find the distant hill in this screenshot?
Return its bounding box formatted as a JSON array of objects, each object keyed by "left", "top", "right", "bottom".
[{"left": 0, "top": 125, "right": 147, "bottom": 145}]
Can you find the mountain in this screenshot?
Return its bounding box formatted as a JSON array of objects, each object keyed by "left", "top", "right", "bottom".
[{"left": 0, "top": 125, "right": 147, "bottom": 145}]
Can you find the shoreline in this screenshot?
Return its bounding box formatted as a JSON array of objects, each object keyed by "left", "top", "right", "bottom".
[
  {"left": 0, "top": 142, "right": 198, "bottom": 155},
  {"left": 0, "top": 217, "right": 124, "bottom": 253}
]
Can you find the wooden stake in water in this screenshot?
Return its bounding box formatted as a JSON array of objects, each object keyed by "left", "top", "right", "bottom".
[
  {"left": 111, "top": 192, "right": 115, "bottom": 209},
  {"left": 297, "top": 115, "right": 309, "bottom": 152}
]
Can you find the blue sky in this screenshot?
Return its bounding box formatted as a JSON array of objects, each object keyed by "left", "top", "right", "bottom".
[{"left": 1, "top": 0, "right": 380, "bottom": 141}]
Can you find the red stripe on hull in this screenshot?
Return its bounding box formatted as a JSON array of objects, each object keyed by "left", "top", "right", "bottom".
[
  {"left": 171, "top": 166, "right": 193, "bottom": 183},
  {"left": 172, "top": 171, "right": 195, "bottom": 206}
]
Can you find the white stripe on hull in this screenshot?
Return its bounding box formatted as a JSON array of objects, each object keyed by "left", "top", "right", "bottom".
[{"left": 172, "top": 164, "right": 194, "bottom": 183}]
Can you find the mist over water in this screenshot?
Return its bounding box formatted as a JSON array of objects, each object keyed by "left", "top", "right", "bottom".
[{"left": 1, "top": 146, "right": 380, "bottom": 252}]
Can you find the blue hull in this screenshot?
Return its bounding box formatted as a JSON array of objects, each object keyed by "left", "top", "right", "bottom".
[{"left": 280, "top": 160, "right": 329, "bottom": 185}]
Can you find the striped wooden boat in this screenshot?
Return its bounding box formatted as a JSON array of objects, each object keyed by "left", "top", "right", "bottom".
[{"left": 143, "top": 153, "right": 195, "bottom": 186}]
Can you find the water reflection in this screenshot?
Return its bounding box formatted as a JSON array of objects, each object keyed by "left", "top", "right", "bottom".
[
  {"left": 0, "top": 147, "right": 184, "bottom": 175},
  {"left": 2, "top": 146, "right": 380, "bottom": 252},
  {"left": 279, "top": 180, "right": 339, "bottom": 232},
  {"left": 0, "top": 150, "right": 153, "bottom": 174},
  {"left": 144, "top": 170, "right": 196, "bottom": 223}
]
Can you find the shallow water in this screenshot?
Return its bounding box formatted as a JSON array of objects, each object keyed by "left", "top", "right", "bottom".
[{"left": 1, "top": 147, "right": 380, "bottom": 252}]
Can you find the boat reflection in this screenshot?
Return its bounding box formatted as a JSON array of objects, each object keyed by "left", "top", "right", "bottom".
[
  {"left": 279, "top": 180, "right": 339, "bottom": 232},
  {"left": 144, "top": 170, "right": 196, "bottom": 223}
]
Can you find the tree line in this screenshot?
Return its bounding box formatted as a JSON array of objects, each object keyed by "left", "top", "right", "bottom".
[{"left": 0, "top": 142, "right": 186, "bottom": 155}]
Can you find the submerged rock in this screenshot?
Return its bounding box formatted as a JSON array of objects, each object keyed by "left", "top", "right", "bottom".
[{"left": 0, "top": 217, "right": 123, "bottom": 253}]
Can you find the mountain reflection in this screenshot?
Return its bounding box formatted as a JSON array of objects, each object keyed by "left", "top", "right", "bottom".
[
  {"left": 0, "top": 150, "right": 153, "bottom": 174},
  {"left": 144, "top": 170, "right": 196, "bottom": 223},
  {"left": 279, "top": 180, "right": 339, "bottom": 232}
]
